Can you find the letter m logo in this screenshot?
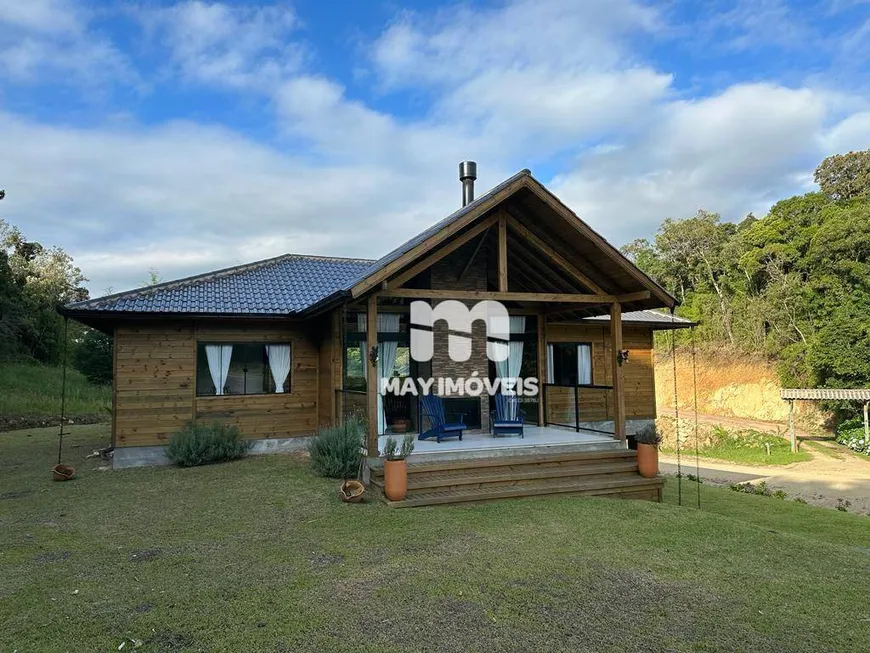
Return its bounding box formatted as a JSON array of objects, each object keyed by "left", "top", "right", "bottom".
[{"left": 410, "top": 300, "right": 510, "bottom": 363}]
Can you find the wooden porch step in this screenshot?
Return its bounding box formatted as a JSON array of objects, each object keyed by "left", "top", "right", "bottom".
[
  {"left": 371, "top": 460, "right": 638, "bottom": 493},
  {"left": 384, "top": 475, "right": 664, "bottom": 508},
  {"left": 369, "top": 448, "right": 635, "bottom": 476}
]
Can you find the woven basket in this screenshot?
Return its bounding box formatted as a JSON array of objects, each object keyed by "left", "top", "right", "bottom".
[
  {"left": 52, "top": 464, "right": 76, "bottom": 482},
  {"left": 339, "top": 480, "right": 365, "bottom": 503}
]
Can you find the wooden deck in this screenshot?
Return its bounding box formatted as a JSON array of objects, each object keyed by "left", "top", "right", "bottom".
[{"left": 368, "top": 448, "right": 663, "bottom": 508}]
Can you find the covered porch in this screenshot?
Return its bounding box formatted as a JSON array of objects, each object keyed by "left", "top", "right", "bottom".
[{"left": 377, "top": 424, "right": 622, "bottom": 461}]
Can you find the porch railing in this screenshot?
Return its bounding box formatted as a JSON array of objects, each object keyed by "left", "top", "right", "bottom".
[{"left": 542, "top": 383, "right": 615, "bottom": 435}]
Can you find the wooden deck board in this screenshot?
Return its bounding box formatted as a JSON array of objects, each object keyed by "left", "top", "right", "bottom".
[
  {"left": 386, "top": 475, "right": 664, "bottom": 508},
  {"left": 369, "top": 448, "right": 663, "bottom": 508}
]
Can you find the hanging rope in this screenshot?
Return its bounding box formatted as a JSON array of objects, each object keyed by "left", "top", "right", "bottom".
[
  {"left": 670, "top": 308, "right": 682, "bottom": 506},
  {"left": 57, "top": 316, "right": 69, "bottom": 466},
  {"left": 691, "top": 325, "right": 701, "bottom": 509}
]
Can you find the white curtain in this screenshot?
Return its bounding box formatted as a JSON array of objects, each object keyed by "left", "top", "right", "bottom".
[
  {"left": 205, "top": 345, "right": 233, "bottom": 396},
  {"left": 375, "top": 313, "right": 401, "bottom": 435},
  {"left": 266, "top": 345, "right": 291, "bottom": 393},
  {"left": 577, "top": 344, "right": 592, "bottom": 385},
  {"left": 357, "top": 313, "right": 367, "bottom": 381},
  {"left": 497, "top": 316, "right": 525, "bottom": 394},
  {"left": 546, "top": 344, "right": 554, "bottom": 384}
]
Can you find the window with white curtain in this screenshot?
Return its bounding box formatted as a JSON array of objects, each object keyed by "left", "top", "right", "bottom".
[
  {"left": 196, "top": 343, "right": 291, "bottom": 396},
  {"left": 548, "top": 342, "right": 593, "bottom": 386}
]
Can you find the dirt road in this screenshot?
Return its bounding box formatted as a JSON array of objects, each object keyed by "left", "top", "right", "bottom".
[{"left": 658, "top": 410, "right": 870, "bottom": 514}]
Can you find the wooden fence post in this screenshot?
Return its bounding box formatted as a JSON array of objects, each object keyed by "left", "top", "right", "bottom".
[{"left": 789, "top": 400, "right": 797, "bottom": 453}]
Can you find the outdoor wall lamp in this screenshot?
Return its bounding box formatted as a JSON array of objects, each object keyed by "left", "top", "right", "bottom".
[
  {"left": 369, "top": 345, "right": 379, "bottom": 368},
  {"left": 616, "top": 349, "right": 630, "bottom": 366}
]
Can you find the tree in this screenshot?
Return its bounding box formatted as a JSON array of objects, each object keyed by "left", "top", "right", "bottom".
[
  {"left": 814, "top": 150, "right": 870, "bottom": 201},
  {"left": 73, "top": 328, "right": 113, "bottom": 385},
  {"left": 0, "top": 218, "right": 89, "bottom": 364}
]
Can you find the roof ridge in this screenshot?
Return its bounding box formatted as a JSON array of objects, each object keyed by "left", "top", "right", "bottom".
[{"left": 67, "top": 252, "right": 374, "bottom": 310}]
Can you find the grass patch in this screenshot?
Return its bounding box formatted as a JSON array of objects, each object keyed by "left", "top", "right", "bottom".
[
  {"left": 664, "top": 425, "right": 812, "bottom": 466},
  {"left": 1, "top": 425, "right": 868, "bottom": 652},
  {"left": 0, "top": 362, "right": 111, "bottom": 418}
]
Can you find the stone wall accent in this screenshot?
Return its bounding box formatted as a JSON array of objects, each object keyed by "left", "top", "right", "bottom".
[{"left": 429, "top": 240, "right": 491, "bottom": 431}]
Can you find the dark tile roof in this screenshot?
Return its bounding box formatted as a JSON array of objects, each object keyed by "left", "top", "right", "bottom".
[{"left": 64, "top": 254, "right": 374, "bottom": 316}]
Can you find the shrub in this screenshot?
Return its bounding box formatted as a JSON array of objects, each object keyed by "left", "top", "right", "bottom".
[
  {"left": 383, "top": 434, "right": 415, "bottom": 461},
  {"left": 634, "top": 423, "right": 662, "bottom": 446},
  {"left": 166, "top": 422, "right": 251, "bottom": 467},
  {"left": 308, "top": 417, "right": 364, "bottom": 478},
  {"left": 835, "top": 417, "right": 870, "bottom": 456}
]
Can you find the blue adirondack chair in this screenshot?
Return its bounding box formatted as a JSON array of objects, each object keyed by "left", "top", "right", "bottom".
[
  {"left": 419, "top": 394, "right": 465, "bottom": 443},
  {"left": 490, "top": 393, "right": 525, "bottom": 438}
]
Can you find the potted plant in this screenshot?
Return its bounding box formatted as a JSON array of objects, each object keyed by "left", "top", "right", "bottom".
[
  {"left": 634, "top": 424, "right": 662, "bottom": 478},
  {"left": 382, "top": 434, "right": 415, "bottom": 501},
  {"left": 384, "top": 393, "right": 411, "bottom": 434}
]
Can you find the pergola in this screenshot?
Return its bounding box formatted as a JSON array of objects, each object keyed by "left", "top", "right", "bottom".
[{"left": 781, "top": 388, "right": 870, "bottom": 452}]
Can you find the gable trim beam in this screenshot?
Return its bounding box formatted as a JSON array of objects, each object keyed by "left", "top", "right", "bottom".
[
  {"left": 503, "top": 234, "right": 581, "bottom": 293},
  {"left": 456, "top": 227, "right": 491, "bottom": 282},
  {"left": 498, "top": 212, "right": 508, "bottom": 292},
  {"left": 524, "top": 183, "right": 675, "bottom": 307},
  {"left": 385, "top": 213, "right": 500, "bottom": 290},
  {"left": 351, "top": 175, "right": 528, "bottom": 297},
  {"left": 377, "top": 289, "right": 651, "bottom": 304},
  {"left": 505, "top": 216, "right": 607, "bottom": 295}
]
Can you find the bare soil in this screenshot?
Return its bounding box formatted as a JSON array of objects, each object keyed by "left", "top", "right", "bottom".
[{"left": 659, "top": 409, "right": 870, "bottom": 515}]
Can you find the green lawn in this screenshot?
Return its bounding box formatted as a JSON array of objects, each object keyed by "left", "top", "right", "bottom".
[
  {"left": 2, "top": 425, "right": 868, "bottom": 652},
  {"left": 0, "top": 362, "right": 111, "bottom": 418},
  {"left": 663, "top": 426, "right": 812, "bottom": 466}
]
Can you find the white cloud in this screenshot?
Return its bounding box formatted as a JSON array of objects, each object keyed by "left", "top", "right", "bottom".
[
  {"left": 0, "top": 0, "right": 133, "bottom": 86},
  {"left": 0, "top": 109, "right": 503, "bottom": 294},
  {"left": 143, "top": 1, "right": 303, "bottom": 90},
  {"left": 552, "top": 84, "right": 833, "bottom": 237},
  {"left": 3, "top": 0, "right": 870, "bottom": 301}
]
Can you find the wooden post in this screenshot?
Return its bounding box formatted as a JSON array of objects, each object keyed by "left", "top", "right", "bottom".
[
  {"left": 537, "top": 312, "right": 546, "bottom": 426},
  {"left": 789, "top": 399, "right": 796, "bottom": 453},
  {"left": 610, "top": 303, "right": 626, "bottom": 441},
  {"left": 498, "top": 213, "right": 508, "bottom": 292},
  {"left": 366, "top": 294, "right": 378, "bottom": 456},
  {"left": 864, "top": 402, "right": 869, "bottom": 441}
]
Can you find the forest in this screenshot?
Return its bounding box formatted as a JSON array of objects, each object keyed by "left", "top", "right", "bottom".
[{"left": 622, "top": 149, "right": 870, "bottom": 397}]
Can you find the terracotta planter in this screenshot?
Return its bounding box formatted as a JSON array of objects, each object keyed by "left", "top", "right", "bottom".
[
  {"left": 339, "top": 479, "right": 366, "bottom": 503},
  {"left": 391, "top": 419, "right": 410, "bottom": 434},
  {"left": 52, "top": 464, "right": 76, "bottom": 482},
  {"left": 636, "top": 443, "right": 659, "bottom": 478},
  {"left": 383, "top": 459, "right": 408, "bottom": 501}
]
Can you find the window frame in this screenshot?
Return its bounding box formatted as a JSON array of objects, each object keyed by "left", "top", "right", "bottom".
[
  {"left": 195, "top": 341, "right": 292, "bottom": 397},
  {"left": 548, "top": 341, "right": 594, "bottom": 387}
]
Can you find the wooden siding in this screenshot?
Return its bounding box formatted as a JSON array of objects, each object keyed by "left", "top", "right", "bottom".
[
  {"left": 114, "top": 320, "right": 319, "bottom": 447},
  {"left": 317, "top": 309, "right": 342, "bottom": 429},
  {"left": 545, "top": 323, "right": 655, "bottom": 424}
]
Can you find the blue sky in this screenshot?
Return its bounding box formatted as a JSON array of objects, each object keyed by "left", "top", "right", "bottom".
[{"left": 1, "top": 0, "right": 868, "bottom": 294}]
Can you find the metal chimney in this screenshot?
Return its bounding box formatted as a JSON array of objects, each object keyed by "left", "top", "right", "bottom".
[{"left": 459, "top": 161, "right": 477, "bottom": 207}]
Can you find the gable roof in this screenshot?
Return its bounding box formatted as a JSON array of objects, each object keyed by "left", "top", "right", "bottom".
[
  {"left": 345, "top": 170, "right": 676, "bottom": 309},
  {"left": 62, "top": 168, "right": 677, "bottom": 323},
  {"left": 63, "top": 254, "right": 373, "bottom": 318}
]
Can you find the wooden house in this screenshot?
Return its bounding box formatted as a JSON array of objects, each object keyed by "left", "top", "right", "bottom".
[{"left": 62, "top": 163, "right": 692, "bottom": 505}]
